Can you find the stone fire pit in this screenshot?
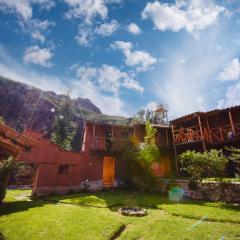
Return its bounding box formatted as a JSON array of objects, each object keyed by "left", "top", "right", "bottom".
[{"left": 119, "top": 207, "right": 148, "bottom": 217}]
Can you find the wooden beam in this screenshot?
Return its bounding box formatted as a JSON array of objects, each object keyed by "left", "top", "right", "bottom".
[
  {"left": 228, "top": 110, "right": 236, "bottom": 136},
  {"left": 205, "top": 117, "right": 213, "bottom": 144},
  {"left": 219, "top": 127, "right": 224, "bottom": 142},
  {"left": 197, "top": 115, "right": 207, "bottom": 151},
  {"left": 173, "top": 144, "right": 179, "bottom": 176},
  {"left": 165, "top": 128, "right": 169, "bottom": 147}
]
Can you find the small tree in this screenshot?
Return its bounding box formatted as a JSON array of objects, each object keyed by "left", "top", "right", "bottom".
[
  {"left": 136, "top": 121, "right": 160, "bottom": 190},
  {"left": 144, "top": 120, "right": 157, "bottom": 144},
  {"left": 0, "top": 157, "right": 15, "bottom": 203},
  {"left": 51, "top": 93, "right": 77, "bottom": 151}
]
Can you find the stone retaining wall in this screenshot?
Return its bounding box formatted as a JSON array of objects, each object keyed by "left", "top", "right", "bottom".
[{"left": 166, "top": 179, "right": 240, "bottom": 203}]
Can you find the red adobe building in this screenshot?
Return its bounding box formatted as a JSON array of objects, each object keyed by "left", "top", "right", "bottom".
[{"left": 17, "top": 119, "right": 173, "bottom": 196}]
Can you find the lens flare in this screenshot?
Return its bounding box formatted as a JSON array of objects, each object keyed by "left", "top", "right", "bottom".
[
  {"left": 188, "top": 215, "right": 208, "bottom": 230},
  {"left": 168, "top": 187, "right": 184, "bottom": 202},
  {"left": 151, "top": 162, "right": 159, "bottom": 170}
]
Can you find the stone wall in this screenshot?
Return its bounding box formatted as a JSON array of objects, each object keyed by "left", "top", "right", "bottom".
[{"left": 165, "top": 179, "right": 240, "bottom": 203}]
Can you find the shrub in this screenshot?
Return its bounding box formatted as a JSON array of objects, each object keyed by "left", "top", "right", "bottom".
[
  {"left": 0, "top": 157, "right": 15, "bottom": 203},
  {"left": 179, "top": 149, "right": 227, "bottom": 180}
]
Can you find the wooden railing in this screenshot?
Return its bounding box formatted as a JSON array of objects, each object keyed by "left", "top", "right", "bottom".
[
  {"left": 173, "top": 123, "right": 240, "bottom": 145},
  {"left": 91, "top": 137, "right": 129, "bottom": 151},
  {"left": 173, "top": 125, "right": 202, "bottom": 144},
  {"left": 0, "top": 123, "right": 37, "bottom": 148}
]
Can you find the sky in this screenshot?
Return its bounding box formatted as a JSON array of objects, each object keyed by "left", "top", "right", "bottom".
[{"left": 0, "top": 0, "right": 240, "bottom": 119}]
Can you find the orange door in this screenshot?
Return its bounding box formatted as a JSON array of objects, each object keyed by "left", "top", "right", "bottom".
[{"left": 103, "top": 156, "right": 115, "bottom": 186}]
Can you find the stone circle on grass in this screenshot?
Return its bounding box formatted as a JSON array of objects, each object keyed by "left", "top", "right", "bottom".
[{"left": 119, "top": 207, "right": 148, "bottom": 217}]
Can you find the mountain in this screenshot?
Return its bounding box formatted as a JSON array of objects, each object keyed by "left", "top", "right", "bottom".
[{"left": 0, "top": 76, "right": 129, "bottom": 150}]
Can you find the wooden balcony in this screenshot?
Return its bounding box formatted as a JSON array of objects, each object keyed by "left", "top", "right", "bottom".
[
  {"left": 91, "top": 137, "right": 129, "bottom": 151},
  {"left": 173, "top": 125, "right": 202, "bottom": 144},
  {"left": 173, "top": 123, "right": 240, "bottom": 145}
]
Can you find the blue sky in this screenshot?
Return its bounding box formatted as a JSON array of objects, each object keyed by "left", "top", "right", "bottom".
[{"left": 0, "top": 0, "right": 240, "bottom": 118}]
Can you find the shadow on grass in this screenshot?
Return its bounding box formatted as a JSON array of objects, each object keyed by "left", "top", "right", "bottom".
[
  {"left": 0, "top": 232, "right": 5, "bottom": 240},
  {"left": 40, "top": 190, "right": 173, "bottom": 211},
  {"left": 0, "top": 200, "right": 45, "bottom": 216}
]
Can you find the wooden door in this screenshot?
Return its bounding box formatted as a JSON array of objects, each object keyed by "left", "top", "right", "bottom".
[{"left": 103, "top": 156, "right": 115, "bottom": 186}]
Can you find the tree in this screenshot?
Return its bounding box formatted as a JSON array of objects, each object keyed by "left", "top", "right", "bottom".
[
  {"left": 51, "top": 93, "right": 77, "bottom": 151},
  {"left": 0, "top": 157, "right": 15, "bottom": 203}
]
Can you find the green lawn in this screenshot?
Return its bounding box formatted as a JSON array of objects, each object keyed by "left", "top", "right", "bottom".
[{"left": 0, "top": 190, "right": 240, "bottom": 240}]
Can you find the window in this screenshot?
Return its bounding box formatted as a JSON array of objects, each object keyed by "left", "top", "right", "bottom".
[{"left": 58, "top": 165, "right": 69, "bottom": 175}]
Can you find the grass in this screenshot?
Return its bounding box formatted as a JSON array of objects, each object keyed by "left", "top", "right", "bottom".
[
  {"left": 203, "top": 178, "right": 240, "bottom": 183},
  {"left": 0, "top": 190, "right": 240, "bottom": 240}
]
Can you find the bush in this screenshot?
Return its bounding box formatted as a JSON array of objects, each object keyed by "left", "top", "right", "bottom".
[
  {"left": 0, "top": 157, "right": 15, "bottom": 203},
  {"left": 179, "top": 149, "right": 227, "bottom": 180}
]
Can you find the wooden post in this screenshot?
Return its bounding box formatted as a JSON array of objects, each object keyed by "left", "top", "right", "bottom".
[
  {"left": 228, "top": 110, "right": 236, "bottom": 136},
  {"left": 197, "top": 115, "right": 207, "bottom": 151},
  {"left": 173, "top": 144, "right": 179, "bottom": 176},
  {"left": 171, "top": 124, "right": 175, "bottom": 144},
  {"left": 165, "top": 128, "right": 169, "bottom": 147},
  {"left": 205, "top": 117, "right": 213, "bottom": 144},
  {"left": 219, "top": 127, "right": 224, "bottom": 142},
  {"left": 171, "top": 124, "right": 179, "bottom": 176}
]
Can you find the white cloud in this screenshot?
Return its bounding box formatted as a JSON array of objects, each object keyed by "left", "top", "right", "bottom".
[
  {"left": 23, "top": 45, "right": 53, "bottom": 67},
  {"left": 142, "top": 0, "right": 225, "bottom": 33},
  {"left": 112, "top": 41, "right": 157, "bottom": 72},
  {"left": 144, "top": 101, "right": 159, "bottom": 111},
  {"left": 72, "top": 64, "right": 144, "bottom": 94},
  {"left": 0, "top": 45, "right": 64, "bottom": 93},
  {"left": 72, "top": 79, "right": 128, "bottom": 116},
  {"left": 95, "top": 20, "right": 119, "bottom": 36},
  {"left": 127, "top": 23, "right": 142, "bottom": 35},
  {"left": 0, "top": 0, "right": 55, "bottom": 21},
  {"left": 64, "top": 0, "right": 108, "bottom": 24},
  {"left": 75, "top": 25, "right": 93, "bottom": 47},
  {"left": 31, "top": 31, "right": 45, "bottom": 43},
  {"left": 218, "top": 58, "right": 240, "bottom": 81},
  {"left": 122, "top": 78, "right": 144, "bottom": 93},
  {"left": 71, "top": 64, "right": 134, "bottom": 115},
  {"left": 0, "top": 1, "right": 55, "bottom": 43},
  {"left": 23, "top": 19, "right": 56, "bottom": 43},
  {"left": 217, "top": 82, "right": 240, "bottom": 108}
]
